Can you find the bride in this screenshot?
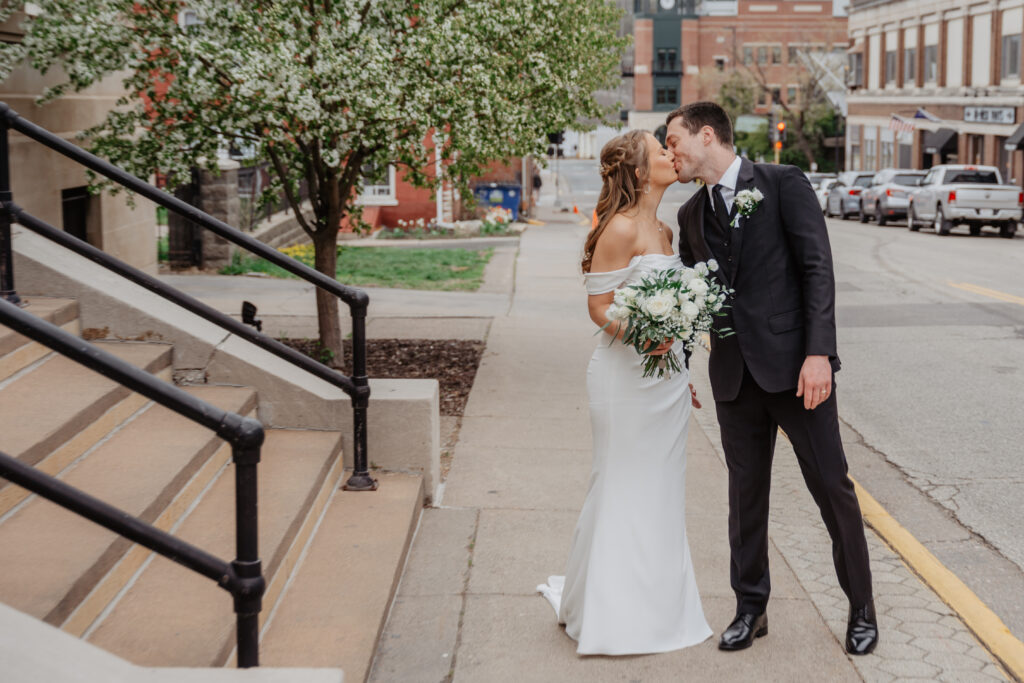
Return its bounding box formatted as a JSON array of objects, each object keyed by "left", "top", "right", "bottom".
[{"left": 538, "top": 130, "right": 713, "bottom": 655}]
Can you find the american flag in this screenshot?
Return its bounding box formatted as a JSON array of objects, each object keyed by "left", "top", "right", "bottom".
[{"left": 888, "top": 115, "right": 915, "bottom": 133}]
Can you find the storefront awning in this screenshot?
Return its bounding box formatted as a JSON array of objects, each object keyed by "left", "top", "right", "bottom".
[
  {"left": 1005, "top": 122, "right": 1024, "bottom": 150},
  {"left": 923, "top": 128, "right": 957, "bottom": 155}
]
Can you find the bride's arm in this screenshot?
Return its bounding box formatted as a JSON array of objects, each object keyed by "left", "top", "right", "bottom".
[{"left": 587, "top": 217, "right": 637, "bottom": 341}]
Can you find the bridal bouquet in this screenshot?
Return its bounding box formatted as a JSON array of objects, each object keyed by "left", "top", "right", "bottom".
[{"left": 603, "top": 261, "right": 732, "bottom": 379}]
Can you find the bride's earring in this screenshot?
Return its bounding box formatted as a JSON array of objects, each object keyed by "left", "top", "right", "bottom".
[{"left": 644, "top": 183, "right": 651, "bottom": 194}]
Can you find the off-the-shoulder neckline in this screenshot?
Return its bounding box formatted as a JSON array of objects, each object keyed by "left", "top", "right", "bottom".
[{"left": 585, "top": 252, "right": 677, "bottom": 277}]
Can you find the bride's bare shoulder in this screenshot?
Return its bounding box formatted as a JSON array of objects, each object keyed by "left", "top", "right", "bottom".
[
  {"left": 591, "top": 215, "right": 640, "bottom": 272},
  {"left": 597, "top": 213, "right": 638, "bottom": 247}
]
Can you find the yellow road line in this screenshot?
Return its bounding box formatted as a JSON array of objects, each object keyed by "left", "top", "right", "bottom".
[
  {"left": 779, "top": 427, "right": 1022, "bottom": 678},
  {"left": 949, "top": 281, "right": 1024, "bottom": 306},
  {"left": 854, "top": 477, "right": 1024, "bottom": 679},
  {"left": 525, "top": 219, "right": 545, "bottom": 226}
]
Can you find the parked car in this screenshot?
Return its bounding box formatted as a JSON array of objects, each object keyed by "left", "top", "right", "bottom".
[
  {"left": 825, "top": 172, "right": 875, "bottom": 219},
  {"left": 907, "top": 164, "right": 1022, "bottom": 237},
  {"left": 859, "top": 169, "right": 927, "bottom": 225},
  {"left": 805, "top": 172, "right": 837, "bottom": 188},
  {"left": 816, "top": 178, "right": 838, "bottom": 213}
]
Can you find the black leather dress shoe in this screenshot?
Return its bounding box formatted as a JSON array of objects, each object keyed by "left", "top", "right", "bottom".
[
  {"left": 718, "top": 612, "right": 768, "bottom": 651},
  {"left": 846, "top": 600, "right": 879, "bottom": 655}
]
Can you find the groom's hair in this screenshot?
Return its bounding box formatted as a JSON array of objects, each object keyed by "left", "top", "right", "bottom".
[{"left": 666, "top": 102, "right": 733, "bottom": 147}]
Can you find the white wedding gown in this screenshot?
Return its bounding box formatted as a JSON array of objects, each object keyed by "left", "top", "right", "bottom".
[{"left": 538, "top": 253, "right": 713, "bottom": 656}]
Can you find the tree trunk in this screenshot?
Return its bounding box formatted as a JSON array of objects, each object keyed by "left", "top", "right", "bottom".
[{"left": 312, "top": 224, "right": 343, "bottom": 367}]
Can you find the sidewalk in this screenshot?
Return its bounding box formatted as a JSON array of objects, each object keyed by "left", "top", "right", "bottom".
[{"left": 365, "top": 210, "right": 1002, "bottom": 682}]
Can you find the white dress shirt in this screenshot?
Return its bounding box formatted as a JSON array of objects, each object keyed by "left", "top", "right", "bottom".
[{"left": 706, "top": 155, "right": 742, "bottom": 214}]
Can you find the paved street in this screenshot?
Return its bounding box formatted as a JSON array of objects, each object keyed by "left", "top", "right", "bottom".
[{"left": 550, "top": 156, "right": 1024, "bottom": 643}]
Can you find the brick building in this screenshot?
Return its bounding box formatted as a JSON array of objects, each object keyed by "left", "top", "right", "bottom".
[
  {"left": 628, "top": 0, "right": 848, "bottom": 132},
  {"left": 846, "top": 0, "right": 1024, "bottom": 183}
]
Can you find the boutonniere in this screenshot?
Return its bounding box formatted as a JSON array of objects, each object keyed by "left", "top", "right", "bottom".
[{"left": 731, "top": 188, "right": 764, "bottom": 227}]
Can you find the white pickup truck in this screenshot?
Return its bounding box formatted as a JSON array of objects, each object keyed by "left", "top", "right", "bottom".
[{"left": 907, "top": 164, "right": 1022, "bottom": 238}]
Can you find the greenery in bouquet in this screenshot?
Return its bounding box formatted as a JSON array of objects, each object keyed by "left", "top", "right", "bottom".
[{"left": 603, "top": 261, "right": 732, "bottom": 379}]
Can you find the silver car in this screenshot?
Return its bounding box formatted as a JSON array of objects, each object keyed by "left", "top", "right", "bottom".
[
  {"left": 825, "top": 171, "right": 874, "bottom": 219},
  {"left": 859, "top": 169, "right": 926, "bottom": 226}
]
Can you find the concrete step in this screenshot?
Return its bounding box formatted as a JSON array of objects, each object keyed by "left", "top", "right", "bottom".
[
  {"left": 0, "top": 385, "right": 257, "bottom": 635},
  {"left": 0, "top": 297, "right": 80, "bottom": 382},
  {"left": 86, "top": 428, "right": 345, "bottom": 668},
  {"left": 0, "top": 342, "right": 174, "bottom": 518},
  {"left": 1, "top": 601, "right": 344, "bottom": 683},
  {"left": 261, "top": 472, "right": 423, "bottom": 683}
]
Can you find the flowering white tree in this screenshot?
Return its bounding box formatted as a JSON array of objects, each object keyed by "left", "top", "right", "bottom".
[{"left": 0, "top": 0, "right": 625, "bottom": 356}]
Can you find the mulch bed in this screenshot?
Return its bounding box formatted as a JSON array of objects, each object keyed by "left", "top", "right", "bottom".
[{"left": 280, "top": 338, "right": 485, "bottom": 417}]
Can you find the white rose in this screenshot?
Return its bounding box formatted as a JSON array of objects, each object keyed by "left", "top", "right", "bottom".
[
  {"left": 707, "top": 259, "right": 719, "bottom": 272},
  {"left": 695, "top": 262, "right": 709, "bottom": 276},
  {"left": 680, "top": 301, "right": 699, "bottom": 319},
  {"left": 689, "top": 278, "right": 709, "bottom": 296},
  {"left": 677, "top": 290, "right": 693, "bottom": 306},
  {"left": 678, "top": 268, "right": 696, "bottom": 284},
  {"left": 751, "top": 188, "right": 764, "bottom": 201},
  {"left": 642, "top": 292, "right": 676, "bottom": 320},
  {"left": 614, "top": 287, "right": 637, "bottom": 307},
  {"left": 606, "top": 303, "right": 629, "bottom": 321},
  {"left": 693, "top": 294, "right": 705, "bottom": 309}
]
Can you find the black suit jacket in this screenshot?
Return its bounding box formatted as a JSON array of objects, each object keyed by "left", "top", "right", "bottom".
[{"left": 677, "top": 158, "right": 841, "bottom": 402}]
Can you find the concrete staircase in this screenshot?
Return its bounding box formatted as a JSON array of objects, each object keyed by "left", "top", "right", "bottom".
[{"left": 0, "top": 297, "right": 423, "bottom": 681}]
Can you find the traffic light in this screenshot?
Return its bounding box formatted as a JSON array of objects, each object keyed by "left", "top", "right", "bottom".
[
  {"left": 774, "top": 140, "right": 783, "bottom": 151},
  {"left": 776, "top": 120, "right": 787, "bottom": 143}
]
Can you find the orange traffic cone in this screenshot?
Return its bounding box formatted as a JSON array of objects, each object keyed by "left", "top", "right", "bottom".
[{"left": 573, "top": 204, "right": 580, "bottom": 214}]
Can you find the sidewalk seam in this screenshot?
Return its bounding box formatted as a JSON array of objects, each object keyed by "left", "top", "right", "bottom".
[{"left": 442, "top": 508, "right": 480, "bottom": 683}]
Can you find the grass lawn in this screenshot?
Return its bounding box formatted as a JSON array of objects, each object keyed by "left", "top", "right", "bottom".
[{"left": 220, "top": 245, "right": 494, "bottom": 291}]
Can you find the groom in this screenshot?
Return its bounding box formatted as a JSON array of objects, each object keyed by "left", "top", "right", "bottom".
[{"left": 665, "top": 102, "right": 878, "bottom": 655}]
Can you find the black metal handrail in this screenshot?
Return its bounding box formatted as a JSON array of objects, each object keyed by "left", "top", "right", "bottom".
[
  {"left": 0, "top": 101, "right": 374, "bottom": 492},
  {"left": 0, "top": 297, "right": 265, "bottom": 667}
]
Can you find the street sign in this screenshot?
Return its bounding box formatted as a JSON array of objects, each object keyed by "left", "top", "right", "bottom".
[{"left": 963, "top": 107, "right": 1015, "bottom": 124}]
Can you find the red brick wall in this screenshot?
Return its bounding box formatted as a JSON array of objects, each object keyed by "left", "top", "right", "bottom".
[
  {"left": 683, "top": 2, "right": 847, "bottom": 114},
  {"left": 634, "top": 19, "right": 654, "bottom": 111}
]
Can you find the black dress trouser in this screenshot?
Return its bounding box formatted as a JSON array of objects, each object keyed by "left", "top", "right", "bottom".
[{"left": 715, "top": 367, "right": 873, "bottom": 615}]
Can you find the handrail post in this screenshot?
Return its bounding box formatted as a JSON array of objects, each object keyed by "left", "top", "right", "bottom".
[
  {"left": 229, "top": 418, "right": 265, "bottom": 668},
  {"left": 344, "top": 304, "right": 377, "bottom": 491},
  {"left": 0, "top": 117, "right": 21, "bottom": 306}
]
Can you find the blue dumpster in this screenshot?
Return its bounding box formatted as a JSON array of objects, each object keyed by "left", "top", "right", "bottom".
[{"left": 472, "top": 182, "right": 520, "bottom": 221}]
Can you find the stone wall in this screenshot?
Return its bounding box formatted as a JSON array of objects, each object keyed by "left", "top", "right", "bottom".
[{"left": 197, "top": 160, "right": 241, "bottom": 269}]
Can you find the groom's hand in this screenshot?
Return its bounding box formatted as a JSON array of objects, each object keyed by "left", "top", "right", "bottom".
[{"left": 796, "top": 355, "right": 832, "bottom": 410}]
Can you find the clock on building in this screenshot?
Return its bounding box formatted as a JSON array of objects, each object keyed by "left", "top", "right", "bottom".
[{"left": 659, "top": 0, "right": 675, "bottom": 9}]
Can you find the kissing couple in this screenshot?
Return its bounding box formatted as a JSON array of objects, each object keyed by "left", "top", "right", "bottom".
[{"left": 538, "top": 101, "right": 879, "bottom": 658}]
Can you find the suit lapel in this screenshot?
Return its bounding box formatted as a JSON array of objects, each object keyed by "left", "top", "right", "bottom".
[
  {"left": 692, "top": 187, "right": 732, "bottom": 287},
  {"left": 729, "top": 158, "right": 756, "bottom": 284}
]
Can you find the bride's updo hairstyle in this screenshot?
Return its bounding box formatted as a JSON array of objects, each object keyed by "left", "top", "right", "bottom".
[{"left": 582, "top": 130, "right": 650, "bottom": 273}]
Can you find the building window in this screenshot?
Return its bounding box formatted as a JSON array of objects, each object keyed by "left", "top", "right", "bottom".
[
  {"left": 656, "top": 48, "right": 678, "bottom": 73},
  {"left": 655, "top": 87, "right": 678, "bottom": 106},
  {"left": 743, "top": 46, "right": 753, "bottom": 65},
  {"left": 633, "top": 0, "right": 644, "bottom": 13},
  {"left": 772, "top": 46, "right": 782, "bottom": 64},
  {"left": 770, "top": 86, "right": 781, "bottom": 104},
  {"left": 865, "top": 139, "right": 876, "bottom": 170},
  {"left": 1002, "top": 34, "right": 1021, "bottom": 79},
  {"left": 880, "top": 140, "right": 893, "bottom": 168},
  {"left": 884, "top": 51, "right": 897, "bottom": 84},
  {"left": 178, "top": 9, "right": 201, "bottom": 30},
  {"left": 714, "top": 57, "right": 726, "bottom": 70},
  {"left": 757, "top": 46, "right": 768, "bottom": 65},
  {"left": 848, "top": 52, "right": 864, "bottom": 87},
  {"left": 358, "top": 164, "right": 397, "bottom": 205},
  {"left": 788, "top": 45, "right": 801, "bottom": 63},
  {"left": 924, "top": 44, "right": 938, "bottom": 82},
  {"left": 904, "top": 47, "right": 917, "bottom": 85},
  {"left": 787, "top": 85, "right": 798, "bottom": 104}
]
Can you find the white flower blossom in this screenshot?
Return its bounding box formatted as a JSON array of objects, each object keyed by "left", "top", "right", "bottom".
[{"left": 642, "top": 291, "right": 676, "bottom": 320}]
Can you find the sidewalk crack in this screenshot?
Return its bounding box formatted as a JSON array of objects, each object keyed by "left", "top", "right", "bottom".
[{"left": 443, "top": 507, "right": 480, "bottom": 683}]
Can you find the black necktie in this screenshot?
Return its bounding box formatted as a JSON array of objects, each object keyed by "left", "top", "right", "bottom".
[{"left": 711, "top": 184, "right": 730, "bottom": 232}]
